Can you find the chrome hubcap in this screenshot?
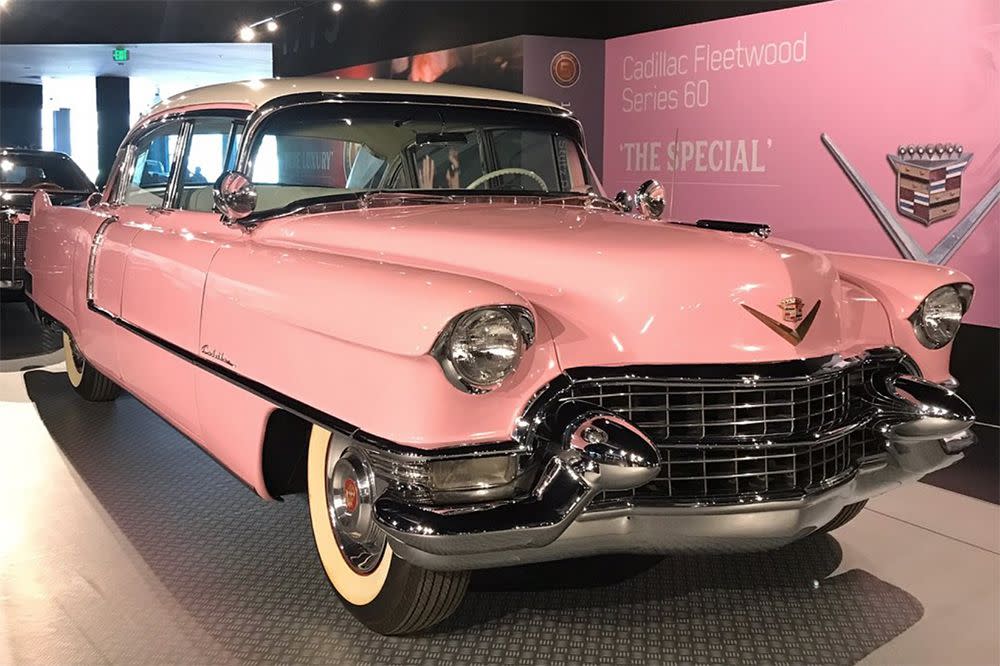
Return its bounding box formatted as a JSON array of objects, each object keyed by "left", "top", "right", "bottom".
[{"left": 325, "top": 445, "right": 385, "bottom": 573}]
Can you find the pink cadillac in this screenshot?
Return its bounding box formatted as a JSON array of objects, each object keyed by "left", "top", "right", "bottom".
[{"left": 25, "top": 79, "right": 976, "bottom": 634}]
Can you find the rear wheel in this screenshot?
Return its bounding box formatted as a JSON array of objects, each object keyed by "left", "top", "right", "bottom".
[
  {"left": 63, "top": 331, "right": 121, "bottom": 401},
  {"left": 307, "top": 425, "right": 469, "bottom": 634},
  {"left": 817, "top": 500, "right": 867, "bottom": 533}
]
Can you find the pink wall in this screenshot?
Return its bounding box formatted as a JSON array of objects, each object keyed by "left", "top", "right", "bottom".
[{"left": 604, "top": 0, "right": 999, "bottom": 327}]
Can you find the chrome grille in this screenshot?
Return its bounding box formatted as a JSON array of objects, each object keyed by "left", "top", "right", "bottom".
[
  {"left": 562, "top": 371, "right": 853, "bottom": 442},
  {"left": 0, "top": 215, "right": 28, "bottom": 284},
  {"left": 549, "top": 354, "right": 905, "bottom": 506}
]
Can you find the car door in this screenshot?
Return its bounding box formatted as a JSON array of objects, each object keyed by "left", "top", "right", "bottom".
[{"left": 98, "top": 113, "right": 246, "bottom": 436}]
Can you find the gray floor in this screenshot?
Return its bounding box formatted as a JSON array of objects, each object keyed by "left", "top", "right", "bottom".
[{"left": 2, "top": 304, "right": 998, "bottom": 664}]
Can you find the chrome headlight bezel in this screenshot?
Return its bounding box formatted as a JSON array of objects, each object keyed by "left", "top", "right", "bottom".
[
  {"left": 909, "top": 283, "right": 973, "bottom": 349},
  {"left": 432, "top": 305, "right": 536, "bottom": 394}
]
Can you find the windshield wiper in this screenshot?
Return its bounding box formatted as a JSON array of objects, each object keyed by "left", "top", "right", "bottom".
[
  {"left": 262, "top": 189, "right": 620, "bottom": 221},
  {"left": 359, "top": 191, "right": 459, "bottom": 207},
  {"left": 535, "top": 191, "right": 622, "bottom": 211}
]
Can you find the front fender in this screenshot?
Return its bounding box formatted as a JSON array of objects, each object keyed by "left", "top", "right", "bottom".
[
  {"left": 200, "top": 241, "right": 562, "bottom": 447},
  {"left": 827, "top": 251, "right": 972, "bottom": 382}
]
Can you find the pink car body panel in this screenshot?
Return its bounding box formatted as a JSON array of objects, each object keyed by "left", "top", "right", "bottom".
[{"left": 23, "top": 98, "right": 971, "bottom": 500}]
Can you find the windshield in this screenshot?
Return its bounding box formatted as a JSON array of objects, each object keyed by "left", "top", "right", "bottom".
[
  {"left": 245, "top": 102, "right": 600, "bottom": 213},
  {"left": 0, "top": 152, "right": 94, "bottom": 192}
]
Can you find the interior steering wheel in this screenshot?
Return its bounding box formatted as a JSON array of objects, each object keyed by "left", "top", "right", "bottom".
[{"left": 466, "top": 168, "right": 548, "bottom": 192}]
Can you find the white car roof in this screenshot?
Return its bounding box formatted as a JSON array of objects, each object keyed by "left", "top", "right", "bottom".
[{"left": 150, "top": 77, "right": 565, "bottom": 116}]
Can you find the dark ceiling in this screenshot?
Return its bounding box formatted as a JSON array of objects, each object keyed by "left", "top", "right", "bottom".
[{"left": 1, "top": 1, "right": 826, "bottom": 75}]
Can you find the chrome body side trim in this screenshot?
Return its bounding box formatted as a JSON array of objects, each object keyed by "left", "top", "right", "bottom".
[{"left": 85, "top": 215, "right": 118, "bottom": 303}]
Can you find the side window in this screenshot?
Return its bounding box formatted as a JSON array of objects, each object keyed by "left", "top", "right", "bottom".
[
  {"left": 177, "top": 117, "right": 244, "bottom": 212},
  {"left": 122, "top": 123, "right": 181, "bottom": 206}
]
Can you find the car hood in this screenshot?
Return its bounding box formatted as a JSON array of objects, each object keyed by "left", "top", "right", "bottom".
[{"left": 261, "top": 202, "right": 859, "bottom": 368}]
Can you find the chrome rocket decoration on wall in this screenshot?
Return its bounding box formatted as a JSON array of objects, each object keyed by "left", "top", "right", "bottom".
[{"left": 888, "top": 143, "right": 971, "bottom": 225}]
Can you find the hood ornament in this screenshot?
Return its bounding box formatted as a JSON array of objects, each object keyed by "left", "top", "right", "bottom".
[
  {"left": 779, "top": 296, "right": 805, "bottom": 323},
  {"left": 742, "top": 298, "right": 821, "bottom": 346}
]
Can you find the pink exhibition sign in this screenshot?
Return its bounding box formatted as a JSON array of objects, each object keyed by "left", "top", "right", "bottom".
[{"left": 603, "top": 0, "right": 999, "bottom": 326}]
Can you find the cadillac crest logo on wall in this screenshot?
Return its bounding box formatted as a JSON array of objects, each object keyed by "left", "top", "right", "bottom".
[
  {"left": 821, "top": 133, "right": 1000, "bottom": 266},
  {"left": 888, "top": 143, "right": 971, "bottom": 225},
  {"left": 550, "top": 50, "right": 581, "bottom": 88}
]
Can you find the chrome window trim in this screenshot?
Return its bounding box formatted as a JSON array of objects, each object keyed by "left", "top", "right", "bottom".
[
  {"left": 108, "top": 144, "right": 136, "bottom": 205},
  {"left": 162, "top": 119, "right": 194, "bottom": 211}
]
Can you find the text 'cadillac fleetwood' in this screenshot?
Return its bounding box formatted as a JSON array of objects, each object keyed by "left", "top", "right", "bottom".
[{"left": 25, "top": 78, "right": 976, "bottom": 634}]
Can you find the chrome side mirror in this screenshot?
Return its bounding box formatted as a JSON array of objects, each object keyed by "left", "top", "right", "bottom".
[
  {"left": 86, "top": 192, "right": 103, "bottom": 209},
  {"left": 213, "top": 170, "right": 257, "bottom": 223},
  {"left": 634, "top": 179, "right": 665, "bottom": 220},
  {"left": 615, "top": 179, "right": 665, "bottom": 220}
]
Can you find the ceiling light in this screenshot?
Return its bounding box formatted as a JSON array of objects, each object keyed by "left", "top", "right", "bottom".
[
  {"left": 266, "top": 20, "right": 278, "bottom": 32},
  {"left": 238, "top": 26, "right": 255, "bottom": 41},
  {"left": 331, "top": 2, "right": 343, "bottom": 11}
]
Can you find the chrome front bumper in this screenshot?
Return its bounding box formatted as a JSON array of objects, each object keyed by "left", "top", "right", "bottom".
[{"left": 373, "top": 367, "right": 976, "bottom": 571}]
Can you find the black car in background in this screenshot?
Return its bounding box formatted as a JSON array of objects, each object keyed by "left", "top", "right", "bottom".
[{"left": 1, "top": 148, "right": 97, "bottom": 295}]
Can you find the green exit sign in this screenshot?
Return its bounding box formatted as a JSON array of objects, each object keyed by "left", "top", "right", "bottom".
[{"left": 112, "top": 48, "right": 129, "bottom": 63}]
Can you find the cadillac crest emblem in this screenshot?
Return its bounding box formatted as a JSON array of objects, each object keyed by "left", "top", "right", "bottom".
[
  {"left": 778, "top": 296, "right": 805, "bottom": 323},
  {"left": 742, "top": 297, "right": 821, "bottom": 346},
  {"left": 888, "top": 143, "right": 972, "bottom": 225}
]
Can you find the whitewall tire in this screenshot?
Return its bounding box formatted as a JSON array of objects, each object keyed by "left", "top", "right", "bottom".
[
  {"left": 62, "top": 331, "right": 121, "bottom": 401},
  {"left": 307, "top": 425, "right": 469, "bottom": 634}
]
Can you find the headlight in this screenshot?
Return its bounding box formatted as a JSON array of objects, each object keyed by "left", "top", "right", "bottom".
[
  {"left": 434, "top": 306, "right": 534, "bottom": 393},
  {"left": 910, "top": 283, "right": 973, "bottom": 349}
]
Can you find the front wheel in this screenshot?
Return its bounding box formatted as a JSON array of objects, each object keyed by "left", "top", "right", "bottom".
[
  {"left": 63, "top": 331, "right": 121, "bottom": 401},
  {"left": 307, "top": 425, "right": 469, "bottom": 634}
]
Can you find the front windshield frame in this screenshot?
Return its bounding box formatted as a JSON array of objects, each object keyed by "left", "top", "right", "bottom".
[{"left": 235, "top": 94, "right": 605, "bottom": 218}]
